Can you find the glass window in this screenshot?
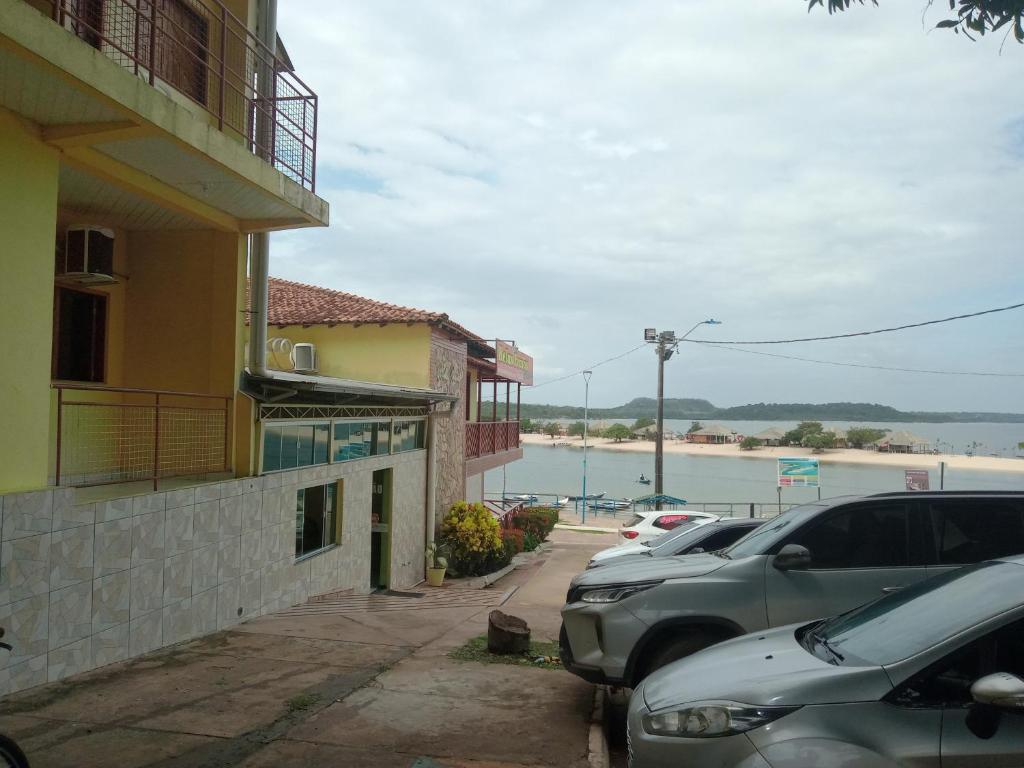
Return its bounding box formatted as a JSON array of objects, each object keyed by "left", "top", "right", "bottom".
[
  {"left": 332, "top": 422, "right": 350, "bottom": 462},
  {"left": 725, "top": 502, "right": 827, "bottom": 559},
  {"left": 416, "top": 421, "right": 426, "bottom": 449},
  {"left": 296, "top": 424, "right": 315, "bottom": 467},
  {"left": 373, "top": 421, "right": 391, "bottom": 456},
  {"left": 281, "top": 424, "right": 299, "bottom": 469},
  {"left": 694, "top": 526, "right": 755, "bottom": 554},
  {"left": 313, "top": 423, "right": 330, "bottom": 465},
  {"left": 295, "top": 481, "right": 340, "bottom": 558},
  {"left": 787, "top": 503, "right": 910, "bottom": 569},
  {"left": 929, "top": 500, "right": 1024, "bottom": 565},
  {"left": 811, "top": 562, "right": 1024, "bottom": 666},
  {"left": 262, "top": 426, "right": 282, "bottom": 472}
]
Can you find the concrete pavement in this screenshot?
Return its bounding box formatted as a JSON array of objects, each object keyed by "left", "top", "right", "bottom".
[{"left": 0, "top": 528, "right": 617, "bottom": 767}]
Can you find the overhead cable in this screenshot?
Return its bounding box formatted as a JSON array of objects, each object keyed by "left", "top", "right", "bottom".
[
  {"left": 682, "top": 301, "right": 1024, "bottom": 345},
  {"left": 696, "top": 343, "right": 1024, "bottom": 377},
  {"left": 531, "top": 344, "right": 647, "bottom": 389}
]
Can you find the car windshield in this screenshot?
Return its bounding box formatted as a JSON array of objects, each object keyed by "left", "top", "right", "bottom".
[
  {"left": 724, "top": 503, "right": 825, "bottom": 559},
  {"left": 646, "top": 522, "right": 701, "bottom": 553},
  {"left": 811, "top": 561, "right": 1024, "bottom": 666}
]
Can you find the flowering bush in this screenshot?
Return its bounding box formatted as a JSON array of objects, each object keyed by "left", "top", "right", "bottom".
[
  {"left": 502, "top": 528, "right": 525, "bottom": 556},
  {"left": 440, "top": 501, "right": 505, "bottom": 576},
  {"left": 511, "top": 507, "right": 559, "bottom": 543}
]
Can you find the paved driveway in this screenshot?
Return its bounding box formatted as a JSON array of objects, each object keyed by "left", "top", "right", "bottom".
[{"left": 0, "top": 529, "right": 615, "bottom": 767}]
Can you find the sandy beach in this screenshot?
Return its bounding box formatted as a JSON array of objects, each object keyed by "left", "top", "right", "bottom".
[{"left": 521, "top": 433, "right": 1024, "bottom": 474}]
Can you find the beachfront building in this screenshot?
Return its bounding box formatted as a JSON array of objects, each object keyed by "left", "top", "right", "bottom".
[
  {"left": 826, "top": 427, "right": 849, "bottom": 448},
  {"left": 255, "top": 278, "right": 532, "bottom": 524},
  {"left": 688, "top": 423, "right": 738, "bottom": 444},
  {"left": 0, "top": 0, "right": 331, "bottom": 693},
  {"left": 751, "top": 427, "right": 785, "bottom": 447},
  {"left": 874, "top": 430, "right": 930, "bottom": 454}
]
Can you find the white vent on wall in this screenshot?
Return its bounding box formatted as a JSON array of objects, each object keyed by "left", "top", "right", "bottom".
[
  {"left": 57, "top": 226, "right": 117, "bottom": 285},
  {"left": 292, "top": 343, "right": 318, "bottom": 373}
]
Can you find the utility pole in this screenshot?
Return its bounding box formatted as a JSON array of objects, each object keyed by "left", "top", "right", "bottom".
[
  {"left": 654, "top": 335, "right": 668, "bottom": 510},
  {"left": 581, "top": 370, "right": 593, "bottom": 524},
  {"left": 644, "top": 320, "right": 722, "bottom": 512}
]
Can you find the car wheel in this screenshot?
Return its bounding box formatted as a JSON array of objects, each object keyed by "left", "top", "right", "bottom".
[{"left": 637, "top": 631, "right": 718, "bottom": 683}]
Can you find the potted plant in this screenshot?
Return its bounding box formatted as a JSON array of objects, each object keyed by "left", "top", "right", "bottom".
[{"left": 425, "top": 541, "right": 448, "bottom": 587}]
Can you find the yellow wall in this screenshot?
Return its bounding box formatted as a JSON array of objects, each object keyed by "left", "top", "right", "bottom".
[
  {"left": 123, "top": 230, "right": 243, "bottom": 395},
  {"left": 259, "top": 323, "right": 433, "bottom": 390},
  {"left": 0, "top": 110, "right": 59, "bottom": 492}
]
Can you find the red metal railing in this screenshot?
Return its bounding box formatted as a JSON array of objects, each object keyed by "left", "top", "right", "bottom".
[
  {"left": 465, "top": 421, "right": 520, "bottom": 460},
  {"left": 54, "top": 383, "right": 231, "bottom": 490},
  {"left": 30, "top": 0, "right": 317, "bottom": 191}
]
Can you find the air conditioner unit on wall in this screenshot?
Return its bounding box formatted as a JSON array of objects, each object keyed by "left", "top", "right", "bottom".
[
  {"left": 57, "top": 226, "right": 117, "bottom": 285},
  {"left": 292, "top": 343, "right": 318, "bottom": 373}
]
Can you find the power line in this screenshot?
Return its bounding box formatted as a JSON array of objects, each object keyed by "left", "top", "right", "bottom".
[
  {"left": 696, "top": 343, "right": 1024, "bottom": 377},
  {"left": 531, "top": 344, "right": 647, "bottom": 389},
  {"left": 682, "top": 301, "right": 1024, "bottom": 345}
]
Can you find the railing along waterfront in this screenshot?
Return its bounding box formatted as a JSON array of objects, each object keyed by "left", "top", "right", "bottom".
[
  {"left": 54, "top": 383, "right": 231, "bottom": 491},
  {"left": 466, "top": 420, "right": 520, "bottom": 460},
  {"left": 494, "top": 492, "right": 798, "bottom": 519},
  {"left": 28, "top": 0, "right": 317, "bottom": 190}
]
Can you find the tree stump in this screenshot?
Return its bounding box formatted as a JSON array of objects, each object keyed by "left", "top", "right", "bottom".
[{"left": 487, "top": 610, "right": 531, "bottom": 655}]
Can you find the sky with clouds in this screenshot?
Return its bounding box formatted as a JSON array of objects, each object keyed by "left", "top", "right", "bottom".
[{"left": 273, "top": 1, "right": 1024, "bottom": 412}]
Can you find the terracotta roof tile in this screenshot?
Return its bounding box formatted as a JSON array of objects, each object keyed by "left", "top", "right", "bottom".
[{"left": 254, "top": 277, "right": 484, "bottom": 343}]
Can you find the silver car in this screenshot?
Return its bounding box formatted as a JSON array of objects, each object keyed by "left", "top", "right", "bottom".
[
  {"left": 628, "top": 556, "right": 1024, "bottom": 768},
  {"left": 587, "top": 517, "right": 764, "bottom": 569},
  {"left": 562, "top": 491, "right": 1024, "bottom": 687}
]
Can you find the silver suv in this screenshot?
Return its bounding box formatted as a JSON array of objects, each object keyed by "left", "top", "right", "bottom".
[{"left": 561, "top": 491, "right": 1024, "bottom": 687}]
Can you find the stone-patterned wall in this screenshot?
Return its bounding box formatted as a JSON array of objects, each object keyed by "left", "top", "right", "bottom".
[
  {"left": 430, "top": 333, "right": 467, "bottom": 527},
  {"left": 0, "top": 448, "right": 426, "bottom": 697}
]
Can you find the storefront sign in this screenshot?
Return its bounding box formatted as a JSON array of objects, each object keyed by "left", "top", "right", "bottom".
[
  {"left": 904, "top": 469, "right": 930, "bottom": 491},
  {"left": 495, "top": 341, "right": 534, "bottom": 385},
  {"left": 778, "top": 457, "right": 820, "bottom": 488}
]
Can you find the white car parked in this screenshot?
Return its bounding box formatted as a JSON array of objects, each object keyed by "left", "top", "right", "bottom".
[{"left": 618, "top": 510, "right": 719, "bottom": 545}]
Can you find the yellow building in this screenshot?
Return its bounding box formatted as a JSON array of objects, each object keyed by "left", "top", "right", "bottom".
[
  {"left": 251, "top": 277, "right": 532, "bottom": 523},
  {"left": 0, "top": 0, "right": 336, "bottom": 694}
]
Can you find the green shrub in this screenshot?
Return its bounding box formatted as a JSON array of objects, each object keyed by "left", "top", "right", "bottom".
[
  {"left": 502, "top": 528, "right": 525, "bottom": 555},
  {"left": 512, "top": 507, "right": 558, "bottom": 542},
  {"left": 523, "top": 531, "right": 541, "bottom": 552},
  {"left": 440, "top": 501, "right": 504, "bottom": 577}
]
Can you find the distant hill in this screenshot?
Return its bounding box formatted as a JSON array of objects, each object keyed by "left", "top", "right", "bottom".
[{"left": 504, "top": 399, "right": 1024, "bottom": 424}]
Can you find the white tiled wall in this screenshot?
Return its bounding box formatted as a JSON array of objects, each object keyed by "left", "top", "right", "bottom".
[{"left": 0, "top": 449, "right": 428, "bottom": 697}]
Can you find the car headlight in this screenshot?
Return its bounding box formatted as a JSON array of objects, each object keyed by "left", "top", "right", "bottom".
[
  {"left": 642, "top": 701, "right": 800, "bottom": 738},
  {"left": 577, "top": 581, "right": 662, "bottom": 603}
]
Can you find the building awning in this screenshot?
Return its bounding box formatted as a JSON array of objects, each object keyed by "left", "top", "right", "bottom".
[{"left": 241, "top": 370, "right": 456, "bottom": 406}]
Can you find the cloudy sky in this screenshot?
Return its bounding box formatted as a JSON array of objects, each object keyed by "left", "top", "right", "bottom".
[{"left": 274, "top": 1, "right": 1024, "bottom": 412}]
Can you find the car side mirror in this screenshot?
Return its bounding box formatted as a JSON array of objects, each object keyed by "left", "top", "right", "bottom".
[
  {"left": 774, "top": 544, "right": 811, "bottom": 571},
  {"left": 972, "top": 673, "right": 1024, "bottom": 710}
]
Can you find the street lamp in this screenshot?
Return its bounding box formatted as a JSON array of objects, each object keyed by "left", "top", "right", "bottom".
[
  {"left": 644, "top": 320, "right": 721, "bottom": 510},
  {"left": 581, "top": 370, "right": 593, "bottom": 525}
]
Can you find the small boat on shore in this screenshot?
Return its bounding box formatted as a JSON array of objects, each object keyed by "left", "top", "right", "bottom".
[
  {"left": 504, "top": 494, "right": 538, "bottom": 503},
  {"left": 552, "top": 496, "right": 570, "bottom": 508},
  {"left": 589, "top": 498, "right": 633, "bottom": 511},
  {"left": 568, "top": 492, "right": 606, "bottom": 501}
]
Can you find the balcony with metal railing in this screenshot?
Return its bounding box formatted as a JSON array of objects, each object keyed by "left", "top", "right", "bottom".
[
  {"left": 20, "top": 0, "right": 318, "bottom": 192},
  {"left": 53, "top": 384, "right": 232, "bottom": 491}
]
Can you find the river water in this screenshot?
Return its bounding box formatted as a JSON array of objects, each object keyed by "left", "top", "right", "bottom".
[{"left": 486, "top": 440, "right": 1024, "bottom": 508}]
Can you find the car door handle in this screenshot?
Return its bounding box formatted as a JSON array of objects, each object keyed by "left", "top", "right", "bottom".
[{"left": 881, "top": 586, "right": 902, "bottom": 593}]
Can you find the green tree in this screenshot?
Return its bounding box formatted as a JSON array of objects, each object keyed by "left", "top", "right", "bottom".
[
  {"left": 567, "top": 421, "right": 587, "bottom": 437},
  {"left": 1017, "top": 441, "right": 1024, "bottom": 451},
  {"left": 544, "top": 422, "right": 561, "bottom": 439},
  {"left": 783, "top": 421, "right": 824, "bottom": 446},
  {"left": 740, "top": 436, "right": 760, "bottom": 451},
  {"left": 589, "top": 424, "right": 605, "bottom": 439},
  {"left": 605, "top": 423, "right": 632, "bottom": 442},
  {"left": 847, "top": 426, "right": 887, "bottom": 449},
  {"left": 804, "top": 432, "right": 835, "bottom": 453},
  {"left": 631, "top": 417, "right": 655, "bottom": 431},
  {"left": 797, "top": 421, "right": 824, "bottom": 436},
  {"left": 687, "top": 421, "right": 704, "bottom": 434},
  {"left": 519, "top": 418, "right": 535, "bottom": 434},
  {"left": 807, "top": 1, "right": 1024, "bottom": 43}
]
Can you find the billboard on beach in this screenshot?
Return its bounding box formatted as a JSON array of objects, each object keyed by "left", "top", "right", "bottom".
[{"left": 778, "top": 457, "right": 820, "bottom": 488}]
